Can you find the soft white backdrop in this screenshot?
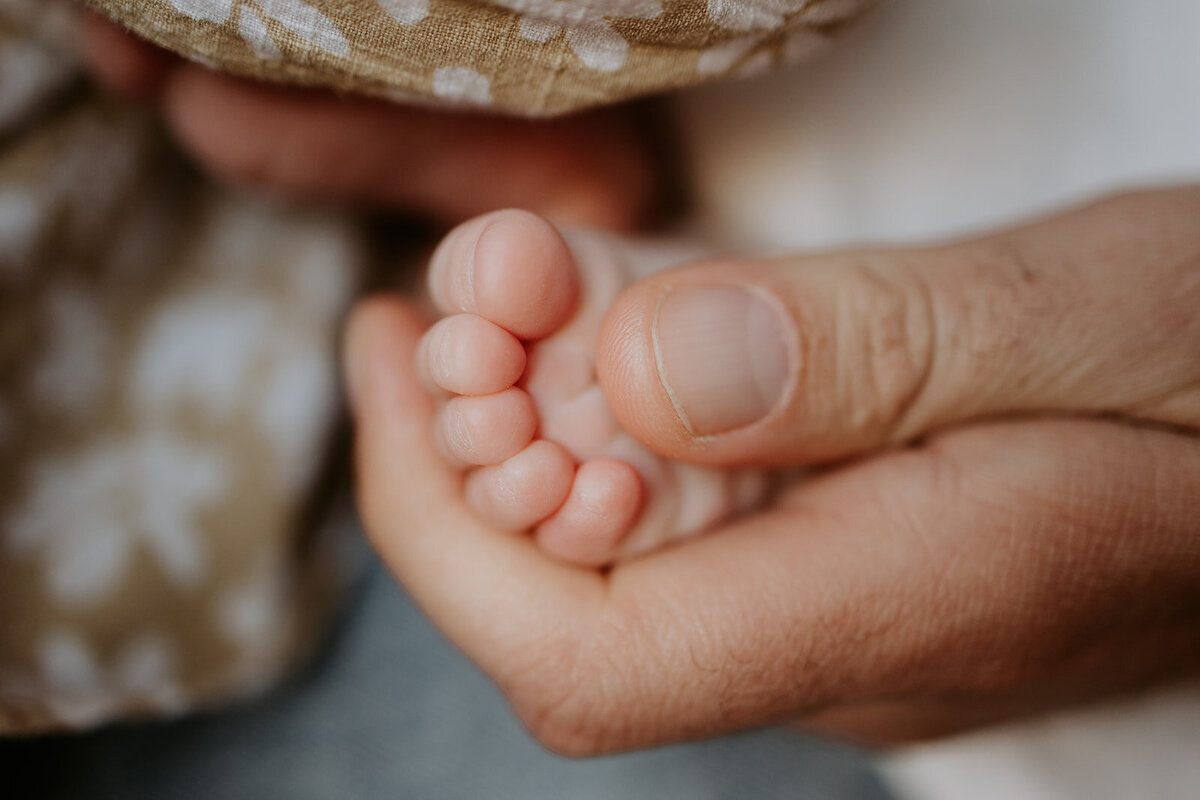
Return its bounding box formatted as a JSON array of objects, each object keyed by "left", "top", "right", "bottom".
[{"left": 675, "top": 0, "right": 1200, "bottom": 251}]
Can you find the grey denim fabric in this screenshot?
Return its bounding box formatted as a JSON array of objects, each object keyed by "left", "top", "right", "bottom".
[{"left": 1, "top": 555, "right": 895, "bottom": 800}]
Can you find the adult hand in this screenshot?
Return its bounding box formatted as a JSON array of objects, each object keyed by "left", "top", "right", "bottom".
[
  {"left": 79, "top": 12, "right": 660, "bottom": 230},
  {"left": 347, "top": 183, "right": 1200, "bottom": 752}
]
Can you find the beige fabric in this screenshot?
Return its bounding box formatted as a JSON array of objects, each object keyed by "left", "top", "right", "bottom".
[
  {"left": 0, "top": 1, "right": 362, "bottom": 735},
  {"left": 85, "top": 0, "right": 879, "bottom": 115}
]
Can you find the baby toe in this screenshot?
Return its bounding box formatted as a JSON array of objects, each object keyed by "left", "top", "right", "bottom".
[
  {"left": 437, "top": 388, "right": 537, "bottom": 466},
  {"left": 419, "top": 313, "right": 526, "bottom": 396},
  {"left": 428, "top": 214, "right": 493, "bottom": 315},
  {"left": 535, "top": 458, "right": 643, "bottom": 567},
  {"left": 430, "top": 209, "right": 578, "bottom": 340},
  {"left": 465, "top": 440, "right": 574, "bottom": 531},
  {"left": 473, "top": 211, "right": 579, "bottom": 340}
]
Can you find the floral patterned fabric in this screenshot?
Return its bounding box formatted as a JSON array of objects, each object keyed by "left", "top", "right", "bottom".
[
  {"left": 85, "top": 0, "right": 879, "bottom": 115},
  {"left": 0, "top": 0, "right": 361, "bottom": 735}
]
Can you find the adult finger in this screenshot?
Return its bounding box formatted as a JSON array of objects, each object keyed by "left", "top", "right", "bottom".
[
  {"left": 598, "top": 187, "right": 1200, "bottom": 466},
  {"left": 160, "top": 65, "right": 656, "bottom": 229}
]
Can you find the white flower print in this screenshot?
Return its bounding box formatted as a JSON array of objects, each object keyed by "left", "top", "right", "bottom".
[
  {"left": 697, "top": 20, "right": 829, "bottom": 75},
  {"left": 257, "top": 345, "right": 336, "bottom": 494},
  {"left": 377, "top": 0, "right": 429, "bottom": 26},
  {"left": 217, "top": 554, "right": 291, "bottom": 648},
  {"left": 166, "top": 0, "right": 350, "bottom": 58},
  {"left": 432, "top": 67, "right": 492, "bottom": 106},
  {"left": 492, "top": 0, "right": 663, "bottom": 72},
  {"left": 708, "top": 0, "right": 867, "bottom": 32},
  {"left": 130, "top": 198, "right": 354, "bottom": 494},
  {"left": 256, "top": 0, "right": 350, "bottom": 56},
  {"left": 132, "top": 290, "right": 275, "bottom": 424},
  {"left": 791, "top": 0, "right": 870, "bottom": 25},
  {"left": 167, "top": 0, "right": 233, "bottom": 23},
  {"left": 30, "top": 284, "right": 112, "bottom": 418},
  {"left": 5, "top": 430, "right": 228, "bottom": 605},
  {"left": 238, "top": 4, "right": 284, "bottom": 59},
  {"left": 215, "top": 553, "right": 295, "bottom": 692},
  {"left": 0, "top": 631, "right": 184, "bottom": 729},
  {"left": 129, "top": 287, "right": 338, "bottom": 494},
  {"left": 707, "top": 0, "right": 810, "bottom": 32}
]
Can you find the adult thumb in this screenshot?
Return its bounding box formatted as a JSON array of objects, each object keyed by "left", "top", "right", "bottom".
[{"left": 596, "top": 188, "right": 1200, "bottom": 466}]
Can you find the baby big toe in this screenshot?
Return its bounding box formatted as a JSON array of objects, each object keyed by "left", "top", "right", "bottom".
[
  {"left": 465, "top": 440, "right": 575, "bottom": 531},
  {"left": 430, "top": 209, "right": 579, "bottom": 340},
  {"left": 418, "top": 313, "right": 526, "bottom": 396},
  {"left": 437, "top": 388, "right": 537, "bottom": 466},
  {"left": 535, "top": 458, "right": 643, "bottom": 567}
]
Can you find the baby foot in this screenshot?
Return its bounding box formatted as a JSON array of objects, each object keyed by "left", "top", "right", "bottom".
[{"left": 417, "top": 210, "right": 770, "bottom": 565}]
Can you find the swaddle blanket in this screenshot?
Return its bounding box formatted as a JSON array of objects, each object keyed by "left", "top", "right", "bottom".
[
  {"left": 86, "top": 0, "right": 878, "bottom": 114},
  {"left": 0, "top": 0, "right": 358, "bottom": 735}
]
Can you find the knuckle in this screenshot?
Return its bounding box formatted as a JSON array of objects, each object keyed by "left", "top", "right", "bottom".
[
  {"left": 834, "top": 260, "right": 936, "bottom": 441},
  {"left": 890, "top": 237, "right": 1055, "bottom": 435}
]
